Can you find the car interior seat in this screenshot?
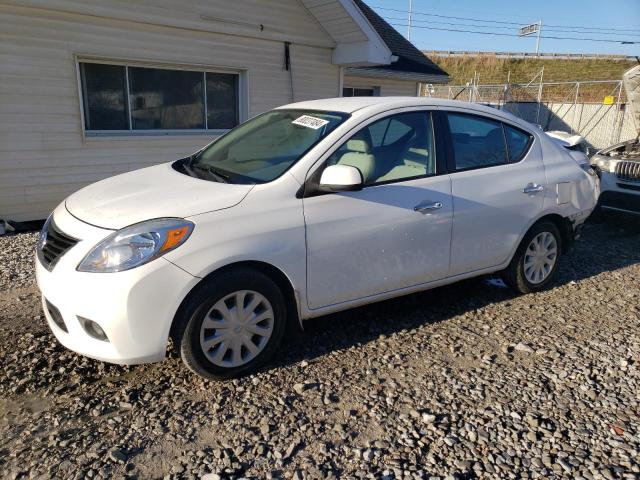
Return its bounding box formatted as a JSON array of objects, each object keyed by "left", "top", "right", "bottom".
[
  {"left": 376, "top": 123, "right": 431, "bottom": 182},
  {"left": 337, "top": 137, "right": 376, "bottom": 183}
]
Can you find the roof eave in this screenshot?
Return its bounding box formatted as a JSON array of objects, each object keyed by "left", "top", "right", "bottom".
[
  {"left": 326, "top": 0, "right": 394, "bottom": 66},
  {"left": 345, "top": 67, "right": 450, "bottom": 84}
]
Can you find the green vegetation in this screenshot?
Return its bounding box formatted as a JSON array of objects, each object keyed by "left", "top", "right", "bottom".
[{"left": 429, "top": 55, "right": 637, "bottom": 85}]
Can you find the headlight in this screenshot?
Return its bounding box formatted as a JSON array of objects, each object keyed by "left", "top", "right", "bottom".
[
  {"left": 591, "top": 155, "right": 616, "bottom": 173},
  {"left": 579, "top": 163, "right": 597, "bottom": 176},
  {"left": 77, "top": 218, "right": 194, "bottom": 273},
  {"left": 37, "top": 214, "right": 52, "bottom": 252}
]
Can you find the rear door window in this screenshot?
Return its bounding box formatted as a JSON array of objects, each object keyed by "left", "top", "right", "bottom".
[
  {"left": 447, "top": 113, "right": 508, "bottom": 171},
  {"left": 504, "top": 125, "right": 533, "bottom": 162}
]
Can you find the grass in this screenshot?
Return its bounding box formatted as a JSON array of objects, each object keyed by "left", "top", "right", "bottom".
[
  {"left": 426, "top": 55, "right": 638, "bottom": 102},
  {"left": 430, "top": 55, "right": 637, "bottom": 85}
]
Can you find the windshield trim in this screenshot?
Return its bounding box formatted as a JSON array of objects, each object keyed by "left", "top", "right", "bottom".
[{"left": 187, "top": 109, "right": 351, "bottom": 185}]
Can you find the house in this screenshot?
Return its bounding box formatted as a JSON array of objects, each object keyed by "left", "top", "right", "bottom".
[
  {"left": 344, "top": 0, "right": 449, "bottom": 97},
  {"left": 0, "top": 0, "right": 449, "bottom": 223}
]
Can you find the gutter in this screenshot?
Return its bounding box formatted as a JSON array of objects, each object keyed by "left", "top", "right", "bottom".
[{"left": 345, "top": 67, "right": 450, "bottom": 84}]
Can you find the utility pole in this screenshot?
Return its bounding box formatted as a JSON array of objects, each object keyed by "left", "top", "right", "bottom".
[
  {"left": 407, "top": 0, "right": 413, "bottom": 40},
  {"left": 535, "top": 20, "right": 542, "bottom": 56}
]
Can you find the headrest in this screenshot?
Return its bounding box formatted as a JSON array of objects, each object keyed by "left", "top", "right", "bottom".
[
  {"left": 486, "top": 128, "right": 503, "bottom": 144},
  {"left": 346, "top": 139, "right": 370, "bottom": 153}
]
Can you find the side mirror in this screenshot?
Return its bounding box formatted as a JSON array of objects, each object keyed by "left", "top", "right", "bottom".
[{"left": 318, "top": 164, "right": 363, "bottom": 192}]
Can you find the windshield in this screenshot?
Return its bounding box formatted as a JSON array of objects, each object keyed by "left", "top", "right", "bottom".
[{"left": 188, "top": 109, "right": 348, "bottom": 183}]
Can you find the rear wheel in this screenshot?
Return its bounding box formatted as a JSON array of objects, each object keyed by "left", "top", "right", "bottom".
[
  {"left": 174, "top": 268, "right": 287, "bottom": 380},
  {"left": 502, "top": 221, "right": 562, "bottom": 294}
]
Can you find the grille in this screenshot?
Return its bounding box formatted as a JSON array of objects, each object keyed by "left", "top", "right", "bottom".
[
  {"left": 45, "top": 299, "right": 67, "bottom": 333},
  {"left": 38, "top": 221, "right": 79, "bottom": 270},
  {"left": 615, "top": 161, "right": 640, "bottom": 183}
]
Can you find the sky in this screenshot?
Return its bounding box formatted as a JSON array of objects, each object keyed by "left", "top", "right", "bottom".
[{"left": 366, "top": 0, "right": 640, "bottom": 56}]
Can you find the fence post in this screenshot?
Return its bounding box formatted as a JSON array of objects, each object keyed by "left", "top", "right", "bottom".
[
  {"left": 572, "top": 82, "right": 580, "bottom": 134},
  {"left": 610, "top": 81, "right": 623, "bottom": 144},
  {"left": 576, "top": 83, "right": 584, "bottom": 135},
  {"left": 535, "top": 67, "right": 544, "bottom": 124}
]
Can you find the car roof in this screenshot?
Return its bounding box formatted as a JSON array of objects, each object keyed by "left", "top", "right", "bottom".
[
  {"left": 278, "top": 96, "right": 459, "bottom": 113},
  {"left": 276, "top": 97, "right": 534, "bottom": 130}
]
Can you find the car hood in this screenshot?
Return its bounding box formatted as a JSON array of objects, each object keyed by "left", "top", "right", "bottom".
[
  {"left": 65, "top": 162, "right": 254, "bottom": 229},
  {"left": 595, "top": 138, "right": 640, "bottom": 156}
]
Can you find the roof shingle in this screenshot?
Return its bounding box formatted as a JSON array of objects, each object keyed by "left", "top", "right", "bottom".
[{"left": 352, "top": 0, "right": 448, "bottom": 78}]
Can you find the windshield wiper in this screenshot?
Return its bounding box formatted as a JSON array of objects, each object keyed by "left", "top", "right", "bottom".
[
  {"left": 191, "top": 163, "right": 232, "bottom": 183},
  {"left": 181, "top": 158, "right": 198, "bottom": 178}
]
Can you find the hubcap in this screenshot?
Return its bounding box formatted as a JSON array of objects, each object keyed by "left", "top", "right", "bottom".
[
  {"left": 199, "top": 290, "right": 274, "bottom": 368},
  {"left": 523, "top": 231, "right": 558, "bottom": 285}
]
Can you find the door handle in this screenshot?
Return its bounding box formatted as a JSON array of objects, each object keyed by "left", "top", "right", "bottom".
[
  {"left": 414, "top": 201, "right": 443, "bottom": 213},
  {"left": 523, "top": 183, "right": 545, "bottom": 194}
]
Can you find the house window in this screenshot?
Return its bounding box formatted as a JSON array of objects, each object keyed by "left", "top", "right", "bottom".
[
  {"left": 79, "top": 62, "right": 240, "bottom": 133},
  {"left": 343, "top": 87, "right": 379, "bottom": 97}
]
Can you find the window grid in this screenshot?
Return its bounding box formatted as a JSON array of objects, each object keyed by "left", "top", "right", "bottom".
[
  {"left": 124, "top": 66, "right": 132, "bottom": 130},
  {"left": 203, "top": 71, "right": 208, "bottom": 130},
  {"left": 79, "top": 61, "right": 240, "bottom": 134},
  {"left": 342, "top": 87, "right": 376, "bottom": 97}
]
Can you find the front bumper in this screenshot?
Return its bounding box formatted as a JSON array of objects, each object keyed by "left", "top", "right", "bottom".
[
  {"left": 36, "top": 205, "right": 199, "bottom": 365},
  {"left": 598, "top": 171, "right": 640, "bottom": 215}
]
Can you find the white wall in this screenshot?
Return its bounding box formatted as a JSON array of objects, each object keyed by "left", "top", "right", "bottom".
[
  {"left": 343, "top": 75, "right": 418, "bottom": 96},
  {"left": 0, "top": 2, "right": 341, "bottom": 221},
  {"left": 502, "top": 102, "right": 637, "bottom": 151}
]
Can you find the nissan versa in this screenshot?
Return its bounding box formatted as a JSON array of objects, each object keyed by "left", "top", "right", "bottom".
[{"left": 36, "top": 98, "right": 599, "bottom": 379}]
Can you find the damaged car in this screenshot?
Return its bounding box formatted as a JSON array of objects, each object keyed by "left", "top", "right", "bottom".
[{"left": 591, "top": 65, "right": 640, "bottom": 216}]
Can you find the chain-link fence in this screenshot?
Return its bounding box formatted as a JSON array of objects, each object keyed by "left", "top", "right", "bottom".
[{"left": 421, "top": 80, "right": 636, "bottom": 151}]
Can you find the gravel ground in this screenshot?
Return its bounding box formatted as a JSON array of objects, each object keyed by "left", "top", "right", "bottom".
[{"left": 0, "top": 217, "right": 639, "bottom": 480}]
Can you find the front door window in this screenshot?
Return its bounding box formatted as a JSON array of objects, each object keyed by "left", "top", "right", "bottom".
[{"left": 324, "top": 112, "right": 436, "bottom": 185}]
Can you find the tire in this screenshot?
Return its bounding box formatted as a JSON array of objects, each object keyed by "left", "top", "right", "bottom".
[
  {"left": 173, "top": 267, "right": 287, "bottom": 380},
  {"left": 501, "top": 221, "right": 562, "bottom": 294}
]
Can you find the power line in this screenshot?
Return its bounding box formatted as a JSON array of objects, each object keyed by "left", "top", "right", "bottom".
[
  {"left": 378, "top": 6, "right": 522, "bottom": 25},
  {"left": 381, "top": 15, "right": 640, "bottom": 38},
  {"left": 374, "top": 5, "right": 640, "bottom": 34},
  {"left": 536, "top": 28, "right": 640, "bottom": 38},
  {"left": 386, "top": 22, "right": 639, "bottom": 44}
]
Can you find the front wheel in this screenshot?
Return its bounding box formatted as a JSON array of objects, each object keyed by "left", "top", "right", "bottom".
[
  {"left": 173, "top": 268, "right": 287, "bottom": 380},
  {"left": 502, "top": 221, "right": 562, "bottom": 294}
]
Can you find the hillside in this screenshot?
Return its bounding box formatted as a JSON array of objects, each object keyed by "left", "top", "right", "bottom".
[{"left": 427, "top": 54, "right": 637, "bottom": 85}]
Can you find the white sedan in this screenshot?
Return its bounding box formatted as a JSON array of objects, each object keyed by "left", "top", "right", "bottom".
[{"left": 36, "top": 97, "right": 598, "bottom": 379}]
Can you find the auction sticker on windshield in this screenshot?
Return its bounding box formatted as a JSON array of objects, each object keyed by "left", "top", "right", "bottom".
[{"left": 292, "top": 115, "right": 330, "bottom": 129}]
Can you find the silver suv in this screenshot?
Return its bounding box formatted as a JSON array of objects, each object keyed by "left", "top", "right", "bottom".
[
  {"left": 590, "top": 65, "right": 640, "bottom": 216},
  {"left": 591, "top": 139, "right": 640, "bottom": 215}
]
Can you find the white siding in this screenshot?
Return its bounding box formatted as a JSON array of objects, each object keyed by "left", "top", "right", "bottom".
[
  {"left": 301, "top": 0, "right": 368, "bottom": 44},
  {"left": 0, "top": 2, "right": 340, "bottom": 221},
  {"left": 3, "top": 0, "right": 336, "bottom": 48},
  {"left": 344, "top": 75, "right": 418, "bottom": 97}
]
